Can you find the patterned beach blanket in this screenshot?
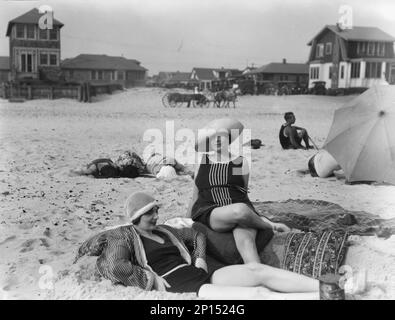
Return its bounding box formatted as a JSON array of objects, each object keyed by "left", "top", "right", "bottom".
[{"left": 192, "top": 199, "right": 395, "bottom": 279}]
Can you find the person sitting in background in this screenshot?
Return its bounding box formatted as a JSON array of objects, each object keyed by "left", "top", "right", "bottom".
[{"left": 279, "top": 112, "right": 314, "bottom": 150}]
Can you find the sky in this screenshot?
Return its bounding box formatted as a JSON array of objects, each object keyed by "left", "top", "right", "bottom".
[{"left": 0, "top": 0, "right": 394, "bottom": 75}]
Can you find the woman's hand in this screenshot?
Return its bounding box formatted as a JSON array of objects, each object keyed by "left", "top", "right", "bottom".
[
  {"left": 272, "top": 223, "right": 291, "bottom": 233},
  {"left": 195, "top": 258, "right": 208, "bottom": 273}
]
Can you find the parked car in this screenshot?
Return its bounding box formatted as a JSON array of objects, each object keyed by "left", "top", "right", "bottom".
[{"left": 309, "top": 81, "right": 326, "bottom": 95}]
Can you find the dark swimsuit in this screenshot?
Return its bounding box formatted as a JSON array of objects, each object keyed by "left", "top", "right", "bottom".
[
  {"left": 141, "top": 231, "right": 212, "bottom": 293},
  {"left": 279, "top": 124, "right": 302, "bottom": 149},
  {"left": 191, "top": 154, "right": 256, "bottom": 228}
]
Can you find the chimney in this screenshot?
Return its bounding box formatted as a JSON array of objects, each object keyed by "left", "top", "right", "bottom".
[{"left": 282, "top": 58, "right": 287, "bottom": 64}]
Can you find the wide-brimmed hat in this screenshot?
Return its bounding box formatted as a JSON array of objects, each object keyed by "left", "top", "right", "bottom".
[
  {"left": 125, "top": 192, "right": 160, "bottom": 223},
  {"left": 195, "top": 118, "right": 244, "bottom": 152}
]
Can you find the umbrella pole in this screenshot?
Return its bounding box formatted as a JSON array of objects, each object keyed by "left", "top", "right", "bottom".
[{"left": 308, "top": 136, "right": 319, "bottom": 150}]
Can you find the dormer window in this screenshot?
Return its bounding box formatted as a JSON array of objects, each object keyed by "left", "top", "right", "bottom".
[
  {"left": 316, "top": 44, "right": 324, "bottom": 58},
  {"left": 325, "top": 43, "right": 332, "bottom": 55},
  {"left": 26, "top": 25, "right": 35, "bottom": 39},
  {"left": 49, "top": 28, "right": 58, "bottom": 40},
  {"left": 367, "top": 42, "right": 375, "bottom": 56},
  {"left": 39, "top": 28, "right": 48, "bottom": 40},
  {"left": 16, "top": 24, "right": 25, "bottom": 38}
]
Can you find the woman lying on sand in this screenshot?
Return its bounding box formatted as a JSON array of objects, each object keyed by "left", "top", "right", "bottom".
[
  {"left": 75, "top": 192, "right": 321, "bottom": 299},
  {"left": 188, "top": 118, "right": 291, "bottom": 264},
  {"left": 70, "top": 150, "right": 193, "bottom": 179}
]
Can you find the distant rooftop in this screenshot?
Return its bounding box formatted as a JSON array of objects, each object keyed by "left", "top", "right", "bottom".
[
  {"left": 61, "top": 54, "right": 147, "bottom": 71},
  {"left": 307, "top": 25, "right": 395, "bottom": 45},
  {"left": 248, "top": 62, "right": 309, "bottom": 74}
]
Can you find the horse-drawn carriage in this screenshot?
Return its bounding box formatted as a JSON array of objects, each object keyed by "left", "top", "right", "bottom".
[{"left": 162, "top": 87, "right": 240, "bottom": 108}]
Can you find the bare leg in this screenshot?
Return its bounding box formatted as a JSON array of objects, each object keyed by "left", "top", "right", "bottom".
[
  {"left": 233, "top": 227, "right": 260, "bottom": 264},
  {"left": 209, "top": 204, "right": 273, "bottom": 264},
  {"left": 299, "top": 129, "right": 312, "bottom": 148},
  {"left": 199, "top": 284, "right": 319, "bottom": 300},
  {"left": 209, "top": 203, "right": 272, "bottom": 232},
  {"left": 211, "top": 263, "right": 319, "bottom": 293}
]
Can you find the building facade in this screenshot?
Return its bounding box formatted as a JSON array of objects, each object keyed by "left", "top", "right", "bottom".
[
  {"left": 61, "top": 54, "right": 147, "bottom": 87},
  {"left": 6, "top": 8, "right": 64, "bottom": 82},
  {"left": 307, "top": 25, "right": 395, "bottom": 89}
]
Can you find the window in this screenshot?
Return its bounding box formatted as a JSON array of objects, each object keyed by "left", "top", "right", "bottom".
[
  {"left": 49, "top": 28, "right": 58, "bottom": 40},
  {"left": 340, "top": 65, "right": 345, "bottom": 79},
  {"left": 39, "top": 29, "right": 48, "bottom": 40},
  {"left": 329, "top": 66, "right": 333, "bottom": 79},
  {"left": 367, "top": 42, "right": 375, "bottom": 56},
  {"left": 325, "top": 43, "right": 332, "bottom": 55},
  {"left": 316, "top": 44, "right": 324, "bottom": 58},
  {"left": 118, "top": 71, "right": 124, "bottom": 80},
  {"left": 26, "top": 25, "right": 35, "bottom": 39},
  {"left": 40, "top": 53, "right": 48, "bottom": 65},
  {"left": 16, "top": 24, "right": 25, "bottom": 38},
  {"left": 357, "top": 42, "right": 366, "bottom": 54},
  {"left": 310, "top": 67, "right": 319, "bottom": 79},
  {"left": 49, "top": 54, "right": 57, "bottom": 66},
  {"left": 365, "top": 62, "right": 382, "bottom": 78},
  {"left": 97, "top": 71, "right": 103, "bottom": 80},
  {"left": 20, "top": 53, "right": 33, "bottom": 72},
  {"left": 351, "top": 62, "right": 360, "bottom": 78},
  {"left": 378, "top": 43, "right": 385, "bottom": 57},
  {"left": 91, "top": 71, "right": 96, "bottom": 80}
]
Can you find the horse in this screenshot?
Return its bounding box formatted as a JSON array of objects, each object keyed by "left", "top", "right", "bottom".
[{"left": 214, "top": 87, "right": 241, "bottom": 108}]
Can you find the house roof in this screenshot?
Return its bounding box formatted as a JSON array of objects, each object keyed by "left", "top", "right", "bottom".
[
  {"left": 61, "top": 54, "right": 147, "bottom": 71},
  {"left": 168, "top": 72, "right": 191, "bottom": 82},
  {"left": 248, "top": 62, "right": 309, "bottom": 75},
  {"left": 192, "top": 67, "right": 242, "bottom": 80},
  {"left": 6, "top": 8, "right": 64, "bottom": 36},
  {"left": 192, "top": 68, "right": 217, "bottom": 81},
  {"left": 0, "top": 57, "right": 10, "bottom": 70},
  {"left": 307, "top": 25, "right": 395, "bottom": 45}
]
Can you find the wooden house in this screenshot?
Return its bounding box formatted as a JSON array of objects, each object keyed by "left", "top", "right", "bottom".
[
  {"left": 61, "top": 54, "right": 147, "bottom": 87},
  {"left": 307, "top": 25, "right": 395, "bottom": 89},
  {"left": 190, "top": 67, "right": 242, "bottom": 91},
  {"left": 6, "top": 8, "right": 64, "bottom": 82},
  {"left": 247, "top": 59, "right": 309, "bottom": 89}
]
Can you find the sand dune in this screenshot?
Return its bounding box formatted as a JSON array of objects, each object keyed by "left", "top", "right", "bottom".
[{"left": 1, "top": 88, "right": 394, "bottom": 299}]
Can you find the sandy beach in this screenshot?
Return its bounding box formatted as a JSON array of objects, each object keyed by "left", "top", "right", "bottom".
[{"left": 1, "top": 88, "right": 394, "bottom": 300}]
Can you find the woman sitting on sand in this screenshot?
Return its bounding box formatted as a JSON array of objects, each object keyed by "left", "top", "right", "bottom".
[
  {"left": 187, "top": 118, "right": 291, "bottom": 264},
  {"left": 75, "top": 192, "right": 321, "bottom": 299}
]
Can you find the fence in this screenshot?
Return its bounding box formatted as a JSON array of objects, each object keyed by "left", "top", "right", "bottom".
[{"left": 0, "top": 82, "right": 124, "bottom": 102}]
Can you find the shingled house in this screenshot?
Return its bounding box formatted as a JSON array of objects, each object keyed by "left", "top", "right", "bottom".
[
  {"left": 307, "top": 25, "right": 395, "bottom": 89},
  {"left": 190, "top": 67, "right": 242, "bottom": 90},
  {"left": 61, "top": 54, "right": 147, "bottom": 87},
  {"left": 5, "top": 8, "right": 64, "bottom": 81},
  {"left": 248, "top": 59, "right": 309, "bottom": 88}
]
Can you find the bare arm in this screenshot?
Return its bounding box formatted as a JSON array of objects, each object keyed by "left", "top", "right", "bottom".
[{"left": 186, "top": 159, "right": 201, "bottom": 218}]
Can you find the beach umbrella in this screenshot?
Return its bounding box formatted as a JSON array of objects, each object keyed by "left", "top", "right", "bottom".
[{"left": 323, "top": 85, "right": 395, "bottom": 184}]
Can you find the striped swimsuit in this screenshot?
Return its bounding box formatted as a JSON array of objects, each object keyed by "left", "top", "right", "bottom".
[{"left": 191, "top": 154, "right": 255, "bottom": 227}]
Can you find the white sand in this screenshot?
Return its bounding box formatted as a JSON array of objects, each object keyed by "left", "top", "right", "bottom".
[{"left": 0, "top": 88, "right": 394, "bottom": 300}]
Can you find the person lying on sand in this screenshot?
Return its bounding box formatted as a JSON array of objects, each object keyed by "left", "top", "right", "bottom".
[
  {"left": 143, "top": 145, "right": 194, "bottom": 179},
  {"left": 75, "top": 192, "right": 322, "bottom": 299},
  {"left": 70, "top": 149, "right": 193, "bottom": 179},
  {"left": 279, "top": 112, "right": 314, "bottom": 150},
  {"left": 188, "top": 118, "right": 291, "bottom": 265},
  {"left": 69, "top": 151, "right": 146, "bottom": 179}
]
